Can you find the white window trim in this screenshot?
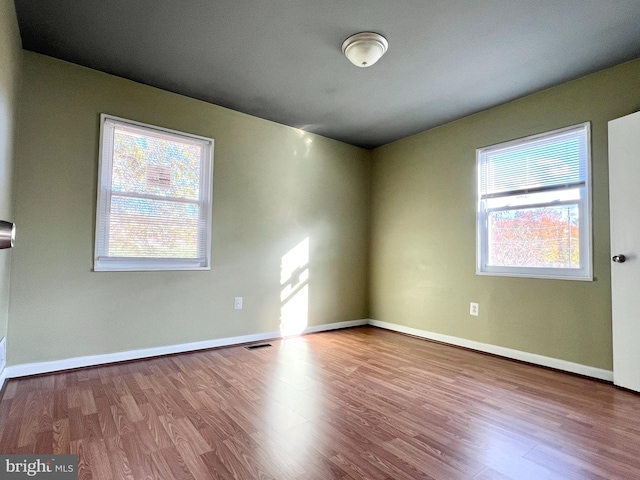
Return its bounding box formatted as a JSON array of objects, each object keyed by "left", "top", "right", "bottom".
[
  {"left": 476, "top": 123, "right": 593, "bottom": 281},
  {"left": 94, "top": 114, "right": 214, "bottom": 272}
]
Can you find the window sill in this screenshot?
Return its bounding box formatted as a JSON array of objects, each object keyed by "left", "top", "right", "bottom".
[{"left": 476, "top": 270, "right": 593, "bottom": 281}]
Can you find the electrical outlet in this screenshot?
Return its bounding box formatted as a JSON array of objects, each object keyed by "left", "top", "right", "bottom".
[
  {"left": 470, "top": 302, "right": 479, "bottom": 316},
  {"left": 234, "top": 296, "right": 243, "bottom": 310}
]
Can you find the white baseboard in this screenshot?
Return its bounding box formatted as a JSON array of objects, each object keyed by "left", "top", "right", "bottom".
[
  {"left": 304, "top": 318, "right": 368, "bottom": 334},
  {"left": 2, "top": 318, "right": 612, "bottom": 383},
  {"left": 4, "top": 319, "right": 368, "bottom": 380},
  {"left": 0, "top": 368, "right": 7, "bottom": 392},
  {"left": 368, "top": 319, "right": 614, "bottom": 382}
]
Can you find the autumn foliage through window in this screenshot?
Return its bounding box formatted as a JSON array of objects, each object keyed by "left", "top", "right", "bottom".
[{"left": 488, "top": 205, "right": 579, "bottom": 268}]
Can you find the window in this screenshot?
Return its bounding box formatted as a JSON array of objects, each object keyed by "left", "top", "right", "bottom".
[
  {"left": 95, "top": 115, "right": 213, "bottom": 271},
  {"left": 476, "top": 123, "right": 591, "bottom": 280}
]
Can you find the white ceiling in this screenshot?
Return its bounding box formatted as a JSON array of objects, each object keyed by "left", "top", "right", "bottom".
[{"left": 14, "top": 0, "right": 640, "bottom": 149}]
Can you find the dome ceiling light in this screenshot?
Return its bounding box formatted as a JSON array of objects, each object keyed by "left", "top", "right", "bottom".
[{"left": 342, "top": 32, "right": 388, "bottom": 68}]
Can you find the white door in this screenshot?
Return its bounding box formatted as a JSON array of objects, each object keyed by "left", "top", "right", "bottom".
[{"left": 608, "top": 111, "right": 640, "bottom": 393}]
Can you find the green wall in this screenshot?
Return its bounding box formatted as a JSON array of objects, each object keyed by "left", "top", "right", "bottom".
[
  {"left": 370, "top": 58, "right": 640, "bottom": 370},
  {"left": 7, "top": 47, "right": 640, "bottom": 372},
  {"left": 8, "top": 52, "right": 370, "bottom": 365},
  {"left": 0, "top": 0, "right": 21, "bottom": 349}
]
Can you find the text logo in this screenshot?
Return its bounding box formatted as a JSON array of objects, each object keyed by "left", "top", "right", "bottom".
[{"left": 0, "top": 455, "right": 78, "bottom": 479}]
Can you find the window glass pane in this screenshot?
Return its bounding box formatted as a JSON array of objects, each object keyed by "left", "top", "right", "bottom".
[
  {"left": 487, "top": 204, "right": 580, "bottom": 268},
  {"left": 112, "top": 128, "right": 201, "bottom": 201},
  {"left": 108, "top": 196, "right": 199, "bottom": 258}
]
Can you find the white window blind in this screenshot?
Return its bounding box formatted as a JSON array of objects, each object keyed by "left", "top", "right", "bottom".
[
  {"left": 95, "top": 115, "right": 214, "bottom": 271},
  {"left": 476, "top": 123, "right": 592, "bottom": 280},
  {"left": 479, "top": 126, "right": 588, "bottom": 197}
]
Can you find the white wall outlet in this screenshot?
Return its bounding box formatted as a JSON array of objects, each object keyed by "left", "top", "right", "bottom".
[
  {"left": 234, "top": 296, "right": 243, "bottom": 310},
  {"left": 470, "top": 302, "right": 479, "bottom": 316}
]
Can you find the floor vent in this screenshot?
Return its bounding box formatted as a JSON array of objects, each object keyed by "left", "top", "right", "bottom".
[{"left": 245, "top": 343, "right": 272, "bottom": 350}]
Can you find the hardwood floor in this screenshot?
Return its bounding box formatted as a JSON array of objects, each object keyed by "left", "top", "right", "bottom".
[{"left": 1, "top": 326, "right": 640, "bottom": 479}]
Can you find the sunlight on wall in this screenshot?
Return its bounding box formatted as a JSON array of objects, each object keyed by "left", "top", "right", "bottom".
[
  {"left": 280, "top": 237, "right": 309, "bottom": 337},
  {"left": 293, "top": 129, "right": 314, "bottom": 159}
]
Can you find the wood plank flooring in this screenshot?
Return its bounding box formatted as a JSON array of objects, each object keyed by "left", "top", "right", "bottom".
[{"left": 1, "top": 326, "right": 640, "bottom": 479}]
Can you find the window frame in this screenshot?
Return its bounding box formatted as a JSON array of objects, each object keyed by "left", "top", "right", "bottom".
[
  {"left": 94, "top": 114, "right": 214, "bottom": 272},
  {"left": 476, "top": 122, "right": 592, "bottom": 281}
]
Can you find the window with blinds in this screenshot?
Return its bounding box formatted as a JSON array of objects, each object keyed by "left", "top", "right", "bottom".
[
  {"left": 95, "top": 115, "right": 214, "bottom": 271},
  {"left": 476, "top": 123, "right": 592, "bottom": 280}
]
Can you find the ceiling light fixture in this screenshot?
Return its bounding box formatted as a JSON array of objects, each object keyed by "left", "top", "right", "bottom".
[{"left": 342, "top": 32, "right": 388, "bottom": 68}]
